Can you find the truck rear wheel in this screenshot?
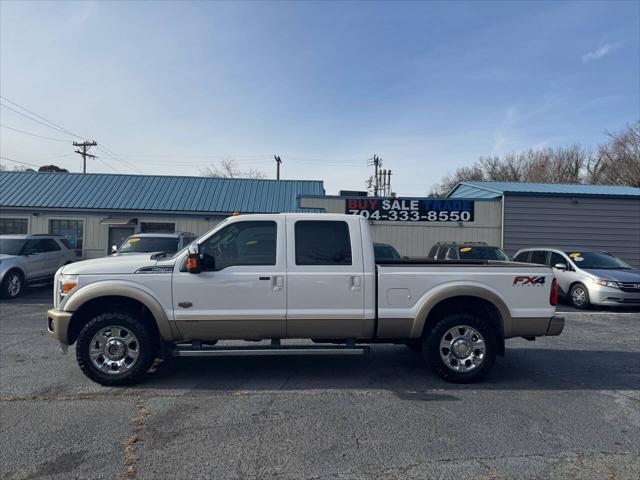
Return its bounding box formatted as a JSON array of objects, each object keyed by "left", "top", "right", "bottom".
[
  {"left": 423, "top": 313, "right": 496, "bottom": 383},
  {"left": 75, "top": 312, "right": 156, "bottom": 386}
]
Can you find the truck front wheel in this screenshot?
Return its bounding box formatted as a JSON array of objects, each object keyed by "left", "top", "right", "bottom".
[
  {"left": 75, "top": 312, "right": 156, "bottom": 386},
  {"left": 423, "top": 313, "right": 497, "bottom": 383}
]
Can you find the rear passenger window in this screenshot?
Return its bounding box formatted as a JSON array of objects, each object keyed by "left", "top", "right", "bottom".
[
  {"left": 445, "top": 248, "right": 457, "bottom": 260},
  {"left": 513, "top": 252, "right": 530, "bottom": 262},
  {"left": 295, "top": 221, "right": 352, "bottom": 265},
  {"left": 60, "top": 238, "right": 74, "bottom": 250},
  {"left": 42, "top": 239, "right": 61, "bottom": 251},
  {"left": 530, "top": 250, "right": 548, "bottom": 265}
]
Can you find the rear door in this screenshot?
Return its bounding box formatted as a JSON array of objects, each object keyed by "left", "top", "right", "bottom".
[
  {"left": 39, "top": 238, "right": 63, "bottom": 273},
  {"left": 285, "top": 218, "right": 366, "bottom": 338}
]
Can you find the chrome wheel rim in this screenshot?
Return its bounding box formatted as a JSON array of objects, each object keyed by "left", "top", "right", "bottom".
[
  {"left": 439, "top": 325, "right": 486, "bottom": 373},
  {"left": 572, "top": 286, "right": 587, "bottom": 306},
  {"left": 7, "top": 274, "right": 21, "bottom": 297},
  {"left": 89, "top": 326, "right": 140, "bottom": 375}
]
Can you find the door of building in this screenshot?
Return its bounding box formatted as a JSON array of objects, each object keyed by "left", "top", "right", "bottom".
[{"left": 108, "top": 227, "right": 135, "bottom": 254}]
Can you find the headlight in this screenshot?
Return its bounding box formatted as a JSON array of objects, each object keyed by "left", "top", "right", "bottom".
[
  {"left": 58, "top": 274, "right": 79, "bottom": 297},
  {"left": 592, "top": 278, "right": 619, "bottom": 288}
]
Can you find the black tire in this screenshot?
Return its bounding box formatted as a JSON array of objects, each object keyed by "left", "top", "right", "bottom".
[
  {"left": 1, "top": 270, "right": 24, "bottom": 299},
  {"left": 423, "top": 313, "right": 497, "bottom": 383},
  {"left": 569, "top": 283, "right": 591, "bottom": 309},
  {"left": 75, "top": 312, "right": 157, "bottom": 386}
]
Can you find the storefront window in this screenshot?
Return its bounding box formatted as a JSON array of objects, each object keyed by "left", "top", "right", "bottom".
[
  {"left": 140, "top": 222, "right": 175, "bottom": 233},
  {"left": 49, "top": 219, "right": 83, "bottom": 255},
  {"left": 0, "top": 218, "right": 28, "bottom": 234}
]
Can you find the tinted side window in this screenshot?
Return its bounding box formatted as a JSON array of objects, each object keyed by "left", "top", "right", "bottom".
[
  {"left": 549, "top": 252, "right": 565, "bottom": 267},
  {"left": 295, "top": 221, "right": 352, "bottom": 266},
  {"left": 427, "top": 245, "right": 438, "bottom": 258},
  {"left": 200, "top": 221, "right": 277, "bottom": 270},
  {"left": 445, "top": 248, "right": 458, "bottom": 260},
  {"left": 530, "top": 250, "right": 549, "bottom": 265},
  {"left": 435, "top": 246, "right": 447, "bottom": 260},
  {"left": 60, "top": 238, "right": 74, "bottom": 250},
  {"left": 513, "top": 251, "right": 530, "bottom": 262},
  {"left": 42, "top": 239, "right": 61, "bottom": 251},
  {"left": 21, "top": 239, "right": 46, "bottom": 254}
]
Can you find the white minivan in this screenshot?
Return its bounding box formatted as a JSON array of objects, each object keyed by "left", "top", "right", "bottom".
[{"left": 513, "top": 248, "right": 640, "bottom": 309}]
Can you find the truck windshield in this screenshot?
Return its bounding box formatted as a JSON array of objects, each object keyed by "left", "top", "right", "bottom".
[
  {"left": 458, "top": 247, "right": 510, "bottom": 261},
  {"left": 118, "top": 237, "right": 180, "bottom": 254},
  {"left": 565, "top": 251, "right": 631, "bottom": 269},
  {"left": 0, "top": 239, "right": 25, "bottom": 255}
]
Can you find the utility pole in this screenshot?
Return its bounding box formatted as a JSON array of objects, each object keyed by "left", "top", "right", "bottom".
[
  {"left": 274, "top": 155, "right": 282, "bottom": 180},
  {"left": 368, "top": 154, "right": 382, "bottom": 196},
  {"left": 73, "top": 141, "right": 97, "bottom": 173}
]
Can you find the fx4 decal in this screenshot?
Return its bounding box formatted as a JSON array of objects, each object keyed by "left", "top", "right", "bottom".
[{"left": 513, "top": 276, "right": 546, "bottom": 286}]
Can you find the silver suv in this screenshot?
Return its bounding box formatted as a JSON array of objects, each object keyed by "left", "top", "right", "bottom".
[
  {"left": 513, "top": 248, "right": 640, "bottom": 309},
  {"left": 0, "top": 234, "right": 78, "bottom": 299}
]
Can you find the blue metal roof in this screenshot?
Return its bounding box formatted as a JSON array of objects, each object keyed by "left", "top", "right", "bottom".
[
  {"left": 447, "top": 181, "right": 640, "bottom": 198},
  {"left": 0, "top": 172, "right": 325, "bottom": 214}
]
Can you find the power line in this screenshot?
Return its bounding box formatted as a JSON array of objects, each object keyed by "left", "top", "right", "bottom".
[
  {"left": 0, "top": 155, "right": 41, "bottom": 168},
  {"left": 97, "top": 144, "right": 145, "bottom": 174},
  {"left": 0, "top": 123, "right": 72, "bottom": 142},
  {"left": 0, "top": 96, "right": 83, "bottom": 140}
]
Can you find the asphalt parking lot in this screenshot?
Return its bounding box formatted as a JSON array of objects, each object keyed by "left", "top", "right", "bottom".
[{"left": 1, "top": 286, "right": 639, "bottom": 480}]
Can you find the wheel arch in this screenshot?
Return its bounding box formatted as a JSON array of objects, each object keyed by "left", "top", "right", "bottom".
[
  {"left": 412, "top": 287, "right": 510, "bottom": 357},
  {"left": 64, "top": 283, "right": 174, "bottom": 344}
]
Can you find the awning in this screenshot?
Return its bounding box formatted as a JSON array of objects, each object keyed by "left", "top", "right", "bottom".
[{"left": 99, "top": 217, "right": 138, "bottom": 226}]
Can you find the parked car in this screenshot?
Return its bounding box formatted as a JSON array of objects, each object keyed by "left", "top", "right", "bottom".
[
  {"left": 427, "top": 242, "right": 511, "bottom": 261},
  {"left": 513, "top": 248, "right": 640, "bottom": 309},
  {"left": 48, "top": 213, "right": 562, "bottom": 386},
  {"left": 113, "top": 232, "right": 196, "bottom": 255},
  {"left": 0, "top": 234, "right": 77, "bottom": 299},
  {"left": 373, "top": 242, "right": 402, "bottom": 261}
]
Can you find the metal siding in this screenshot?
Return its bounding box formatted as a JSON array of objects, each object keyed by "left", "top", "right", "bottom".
[
  {"left": 503, "top": 195, "right": 640, "bottom": 268},
  {"left": 0, "top": 172, "right": 323, "bottom": 213}
]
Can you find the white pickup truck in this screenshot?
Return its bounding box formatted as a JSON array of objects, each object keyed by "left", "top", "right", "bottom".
[{"left": 48, "top": 213, "right": 563, "bottom": 386}]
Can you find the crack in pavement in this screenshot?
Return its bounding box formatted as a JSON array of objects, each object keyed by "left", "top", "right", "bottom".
[{"left": 124, "top": 397, "right": 150, "bottom": 479}]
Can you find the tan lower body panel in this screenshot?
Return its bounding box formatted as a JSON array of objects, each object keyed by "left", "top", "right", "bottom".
[
  {"left": 286, "top": 318, "right": 367, "bottom": 339},
  {"left": 376, "top": 318, "right": 414, "bottom": 338},
  {"left": 508, "top": 317, "right": 553, "bottom": 338},
  {"left": 175, "top": 320, "right": 285, "bottom": 341}
]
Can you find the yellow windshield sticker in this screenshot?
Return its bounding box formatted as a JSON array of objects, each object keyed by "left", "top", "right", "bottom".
[
  {"left": 128, "top": 237, "right": 141, "bottom": 243},
  {"left": 459, "top": 247, "right": 472, "bottom": 252},
  {"left": 246, "top": 240, "right": 258, "bottom": 245},
  {"left": 569, "top": 252, "right": 581, "bottom": 257}
]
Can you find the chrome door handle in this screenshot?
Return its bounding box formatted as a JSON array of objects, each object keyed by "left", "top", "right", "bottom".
[
  {"left": 273, "top": 276, "right": 284, "bottom": 291},
  {"left": 350, "top": 276, "right": 361, "bottom": 291}
]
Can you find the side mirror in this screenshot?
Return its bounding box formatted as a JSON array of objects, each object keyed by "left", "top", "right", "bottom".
[
  {"left": 187, "top": 243, "right": 201, "bottom": 274},
  {"left": 554, "top": 263, "right": 568, "bottom": 271}
]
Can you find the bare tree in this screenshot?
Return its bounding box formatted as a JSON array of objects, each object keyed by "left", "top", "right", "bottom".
[
  {"left": 201, "top": 158, "right": 266, "bottom": 179},
  {"left": 431, "top": 123, "right": 639, "bottom": 195},
  {"left": 588, "top": 122, "right": 640, "bottom": 187}
]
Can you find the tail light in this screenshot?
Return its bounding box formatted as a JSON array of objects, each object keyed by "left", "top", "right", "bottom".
[{"left": 550, "top": 278, "right": 558, "bottom": 306}]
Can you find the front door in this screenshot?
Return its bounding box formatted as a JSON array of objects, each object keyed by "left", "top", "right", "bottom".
[
  {"left": 108, "top": 227, "right": 134, "bottom": 254},
  {"left": 19, "top": 239, "right": 50, "bottom": 279},
  {"left": 285, "top": 218, "right": 366, "bottom": 338},
  {"left": 171, "top": 218, "right": 286, "bottom": 340}
]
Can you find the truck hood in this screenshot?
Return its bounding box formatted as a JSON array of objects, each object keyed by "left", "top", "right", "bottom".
[
  {"left": 61, "top": 254, "right": 159, "bottom": 275},
  {"left": 583, "top": 268, "right": 640, "bottom": 282}
]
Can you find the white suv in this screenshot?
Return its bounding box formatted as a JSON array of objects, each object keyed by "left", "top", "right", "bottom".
[{"left": 513, "top": 248, "right": 640, "bottom": 309}]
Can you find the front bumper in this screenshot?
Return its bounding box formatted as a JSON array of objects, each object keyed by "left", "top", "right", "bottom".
[
  {"left": 47, "top": 309, "right": 72, "bottom": 346},
  {"left": 546, "top": 315, "right": 564, "bottom": 336},
  {"left": 588, "top": 285, "right": 640, "bottom": 306}
]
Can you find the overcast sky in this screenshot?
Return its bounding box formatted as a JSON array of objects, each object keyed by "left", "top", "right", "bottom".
[{"left": 1, "top": 0, "right": 638, "bottom": 195}]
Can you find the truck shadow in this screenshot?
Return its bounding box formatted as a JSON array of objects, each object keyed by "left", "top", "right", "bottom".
[{"left": 141, "top": 346, "right": 640, "bottom": 395}]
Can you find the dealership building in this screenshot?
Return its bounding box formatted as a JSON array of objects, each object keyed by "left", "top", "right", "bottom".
[{"left": 1, "top": 172, "right": 639, "bottom": 268}]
